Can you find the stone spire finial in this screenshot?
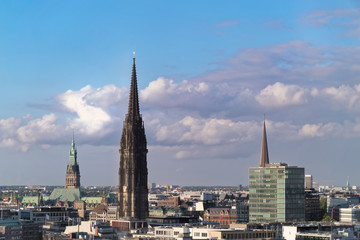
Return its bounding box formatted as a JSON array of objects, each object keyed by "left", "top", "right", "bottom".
[
  {"left": 260, "top": 118, "right": 269, "bottom": 167},
  {"left": 127, "top": 53, "right": 140, "bottom": 121}
]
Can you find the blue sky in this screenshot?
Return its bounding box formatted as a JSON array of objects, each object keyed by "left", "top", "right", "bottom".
[{"left": 1, "top": 1, "right": 360, "bottom": 186}]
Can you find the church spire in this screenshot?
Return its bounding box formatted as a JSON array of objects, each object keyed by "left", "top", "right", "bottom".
[
  {"left": 346, "top": 176, "right": 350, "bottom": 191},
  {"left": 260, "top": 118, "right": 269, "bottom": 167},
  {"left": 66, "top": 128, "right": 80, "bottom": 189},
  {"left": 69, "top": 128, "right": 77, "bottom": 165},
  {"left": 118, "top": 54, "right": 149, "bottom": 220},
  {"left": 127, "top": 52, "right": 140, "bottom": 121}
]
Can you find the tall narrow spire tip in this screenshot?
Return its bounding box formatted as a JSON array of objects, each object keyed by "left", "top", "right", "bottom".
[{"left": 260, "top": 116, "right": 269, "bottom": 167}]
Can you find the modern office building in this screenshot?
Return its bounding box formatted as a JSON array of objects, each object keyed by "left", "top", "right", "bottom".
[
  {"left": 249, "top": 120, "right": 305, "bottom": 223},
  {"left": 339, "top": 207, "right": 360, "bottom": 223},
  {"left": 305, "top": 189, "right": 321, "bottom": 221}
]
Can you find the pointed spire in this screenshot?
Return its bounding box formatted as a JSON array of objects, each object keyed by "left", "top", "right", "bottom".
[
  {"left": 260, "top": 118, "right": 270, "bottom": 167},
  {"left": 127, "top": 52, "right": 140, "bottom": 121},
  {"left": 71, "top": 127, "right": 75, "bottom": 148},
  {"left": 69, "top": 128, "right": 77, "bottom": 165},
  {"left": 346, "top": 176, "right": 350, "bottom": 191}
]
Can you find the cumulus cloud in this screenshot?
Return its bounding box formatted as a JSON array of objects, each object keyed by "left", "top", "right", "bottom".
[
  {"left": 319, "top": 85, "right": 360, "bottom": 111},
  {"left": 16, "top": 114, "right": 63, "bottom": 144},
  {"left": 57, "top": 85, "right": 113, "bottom": 135},
  {"left": 1, "top": 41, "right": 360, "bottom": 155},
  {"left": 298, "top": 123, "right": 341, "bottom": 138},
  {"left": 141, "top": 77, "right": 210, "bottom": 108},
  {"left": 84, "top": 84, "right": 127, "bottom": 108},
  {"left": 0, "top": 117, "right": 22, "bottom": 138},
  {"left": 255, "top": 82, "right": 308, "bottom": 107},
  {"left": 0, "top": 138, "right": 17, "bottom": 148},
  {"left": 155, "top": 116, "right": 259, "bottom": 145},
  {"left": 0, "top": 84, "right": 128, "bottom": 150}
]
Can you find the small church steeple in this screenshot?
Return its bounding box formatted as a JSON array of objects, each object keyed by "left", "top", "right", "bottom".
[
  {"left": 66, "top": 129, "right": 80, "bottom": 189},
  {"left": 69, "top": 128, "right": 77, "bottom": 165},
  {"left": 346, "top": 176, "right": 350, "bottom": 192},
  {"left": 260, "top": 117, "right": 269, "bottom": 167}
]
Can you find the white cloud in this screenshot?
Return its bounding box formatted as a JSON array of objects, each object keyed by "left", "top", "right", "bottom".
[
  {"left": 0, "top": 138, "right": 17, "bottom": 148},
  {"left": 255, "top": 82, "right": 308, "bottom": 107},
  {"left": 0, "top": 117, "right": 22, "bottom": 138},
  {"left": 16, "top": 114, "right": 63, "bottom": 144},
  {"left": 299, "top": 123, "right": 330, "bottom": 137},
  {"left": 319, "top": 85, "right": 360, "bottom": 111},
  {"left": 57, "top": 85, "right": 112, "bottom": 135},
  {"left": 155, "top": 116, "right": 259, "bottom": 145},
  {"left": 141, "top": 77, "right": 210, "bottom": 108},
  {"left": 84, "top": 84, "right": 127, "bottom": 108}
]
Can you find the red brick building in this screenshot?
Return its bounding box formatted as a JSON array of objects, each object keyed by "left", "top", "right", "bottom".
[{"left": 204, "top": 207, "right": 237, "bottom": 226}]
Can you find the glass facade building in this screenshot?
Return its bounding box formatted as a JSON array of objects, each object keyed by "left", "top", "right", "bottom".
[{"left": 249, "top": 163, "right": 305, "bottom": 222}]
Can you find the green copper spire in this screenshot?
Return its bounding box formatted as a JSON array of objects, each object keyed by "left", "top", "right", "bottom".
[
  {"left": 69, "top": 128, "right": 77, "bottom": 166},
  {"left": 346, "top": 176, "right": 350, "bottom": 191}
]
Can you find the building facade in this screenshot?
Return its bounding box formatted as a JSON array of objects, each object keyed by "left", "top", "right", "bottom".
[
  {"left": 203, "top": 207, "right": 237, "bottom": 226},
  {"left": 305, "top": 174, "right": 313, "bottom": 189},
  {"left": 339, "top": 207, "right": 360, "bottom": 223},
  {"left": 65, "top": 132, "right": 80, "bottom": 189},
  {"left": 249, "top": 120, "right": 305, "bottom": 223},
  {"left": 118, "top": 55, "right": 149, "bottom": 220},
  {"left": 304, "top": 189, "right": 321, "bottom": 221}
]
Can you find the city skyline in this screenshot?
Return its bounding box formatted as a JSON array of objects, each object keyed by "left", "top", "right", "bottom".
[{"left": 1, "top": 1, "right": 360, "bottom": 186}]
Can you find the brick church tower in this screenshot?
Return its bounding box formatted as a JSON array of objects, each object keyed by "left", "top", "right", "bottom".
[{"left": 65, "top": 130, "right": 81, "bottom": 189}]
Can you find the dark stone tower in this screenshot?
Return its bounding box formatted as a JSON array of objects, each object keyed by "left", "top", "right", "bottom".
[
  {"left": 118, "top": 54, "right": 149, "bottom": 220},
  {"left": 65, "top": 130, "right": 81, "bottom": 188}
]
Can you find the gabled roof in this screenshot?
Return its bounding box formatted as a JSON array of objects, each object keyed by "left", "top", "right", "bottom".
[
  {"left": 81, "top": 196, "right": 102, "bottom": 204},
  {"left": 91, "top": 203, "right": 108, "bottom": 214},
  {"left": 49, "top": 188, "right": 81, "bottom": 202},
  {"left": 20, "top": 196, "right": 39, "bottom": 204}
]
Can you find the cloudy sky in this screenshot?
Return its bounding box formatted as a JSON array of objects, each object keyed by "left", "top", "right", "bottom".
[{"left": 1, "top": 1, "right": 360, "bottom": 186}]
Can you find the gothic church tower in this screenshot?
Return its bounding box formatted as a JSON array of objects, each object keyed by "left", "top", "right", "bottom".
[
  {"left": 118, "top": 55, "right": 149, "bottom": 220},
  {"left": 65, "top": 131, "right": 81, "bottom": 188}
]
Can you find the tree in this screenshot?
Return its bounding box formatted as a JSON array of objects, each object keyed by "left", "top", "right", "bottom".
[
  {"left": 322, "top": 214, "right": 333, "bottom": 222},
  {"left": 319, "top": 198, "right": 327, "bottom": 218}
]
